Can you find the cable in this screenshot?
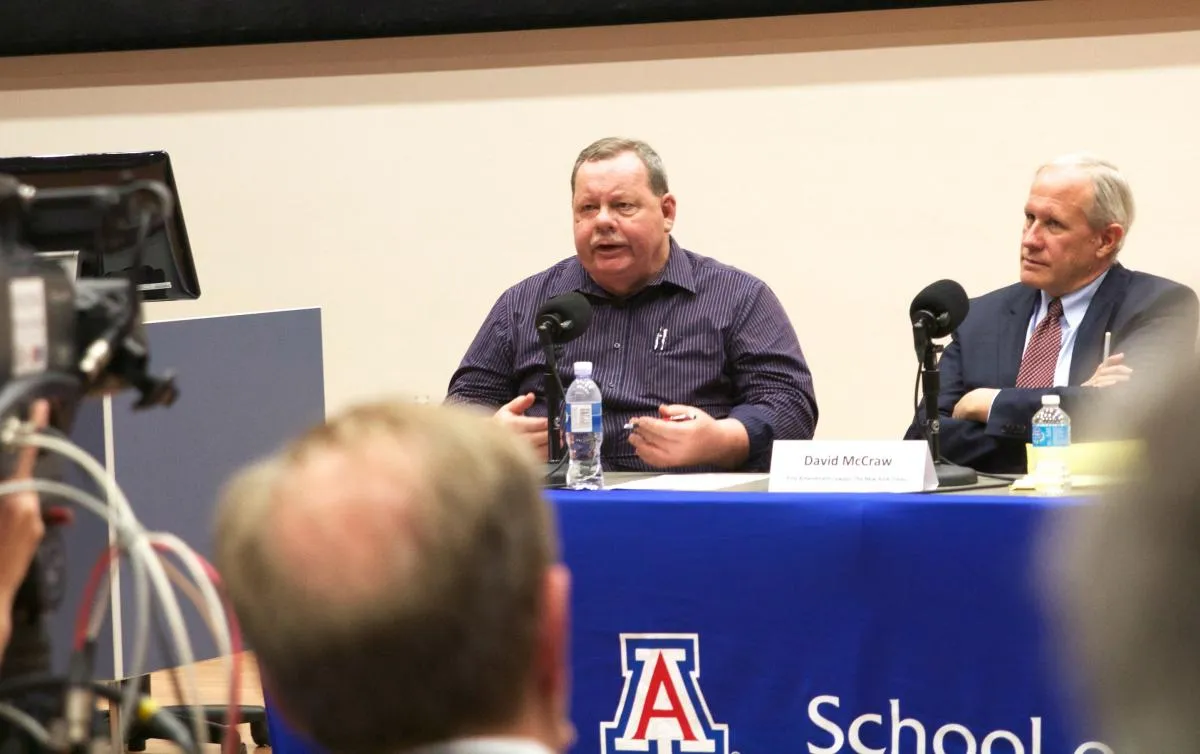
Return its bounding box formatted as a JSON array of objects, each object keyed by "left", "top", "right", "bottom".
[
  {"left": 152, "top": 537, "right": 244, "bottom": 754},
  {"left": 0, "top": 675, "right": 201, "bottom": 754},
  {"left": 150, "top": 536, "right": 232, "bottom": 671},
  {"left": 76, "top": 546, "right": 118, "bottom": 647},
  {"left": 911, "top": 361, "right": 920, "bottom": 419},
  {"left": 154, "top": 543, "right": 244, "bottom": 754},
  {"left": 158, "top": 559, "right": 222, "bottom": 650},
  {"left": 4, "top": 429, "right": 208, "bottom": 748},
  {"left": 545, "top": 453, "right": 570, "bottom": 484},
  {"left": 975, "top": 471, "right": 1023, "bottom": 483},
  {"left": 19, "top": 431, "right": 207, "bottom": 748},
  {"left": 550, "top": 367, "right": 568, "bottom": 415},
  {"left": 0, "top": 702, "right": 52, "bottom": 749},
  {"left": 927, "top": 480, "right": 1015, "bottom": 494},
  {"left": 913, "top": 360, "right": 929, "bottom": 446},
  {"left": 183, "top": 552, "right": 244, "bottom": 754},
  {"left": 0, "top": 473, "right": 161, "bottom": 745},
  {"left": 0, "top": 403, "right": 233, "bottom": 753},
  {"left": 544, "top": 364, "right": 571, "bottom": 484},
  {"left": 147, "top": 594, "right": 191, "bottom": 751}
]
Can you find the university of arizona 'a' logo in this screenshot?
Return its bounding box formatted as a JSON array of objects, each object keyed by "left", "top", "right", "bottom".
[{"left": 601, "top": 634, "right": 730, "bottom": 754}]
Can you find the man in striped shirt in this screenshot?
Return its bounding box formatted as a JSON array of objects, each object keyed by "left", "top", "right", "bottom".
[{"left": 447, "top": 137, "right": 817, "bottom": 472}]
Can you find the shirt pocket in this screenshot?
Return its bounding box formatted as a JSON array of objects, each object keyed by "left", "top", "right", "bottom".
[{"left": 647, "top": 325, "right": 728, "bottom": 406}]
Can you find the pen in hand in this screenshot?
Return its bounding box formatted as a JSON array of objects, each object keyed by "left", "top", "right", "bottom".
[
  {"left": 624, "top": 413, "right": 697, "bottom": 430},
  {"left": 1103, "top": 331, "right": 1112, "bottom": 362}
]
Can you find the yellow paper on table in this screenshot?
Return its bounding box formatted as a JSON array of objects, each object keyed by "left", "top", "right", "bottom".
[{"left": 1014, "top": 439, "right": 1145, "bottom": 490}]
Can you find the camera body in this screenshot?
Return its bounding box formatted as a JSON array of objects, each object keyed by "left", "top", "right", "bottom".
[
  {"left": 0, "top": 174, "right": 178, "bottom": 423},
  {"left": 0, "top": 171, "right": 179, "bottom": 681}
]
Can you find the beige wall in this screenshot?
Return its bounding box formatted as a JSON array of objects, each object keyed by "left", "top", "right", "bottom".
[{"left": 1, "top": 0, "right": 1198, "bottom": 440}]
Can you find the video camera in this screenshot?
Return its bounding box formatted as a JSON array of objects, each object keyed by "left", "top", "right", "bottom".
[
  {"left": 0, "top": 165, "right": 183, "bottom": 683},
  {"left": 0, "top": 174, "right": 180, "bottom": 428}
]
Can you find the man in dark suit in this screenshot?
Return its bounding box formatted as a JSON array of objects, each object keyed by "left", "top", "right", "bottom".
[{"left": 906, "top": 155, "right": 1199, "bottom": 474}]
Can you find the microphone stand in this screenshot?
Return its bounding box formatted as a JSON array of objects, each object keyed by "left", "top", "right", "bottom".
[
  {"left": 915, "top": 321, "right": 978, "bottom": 488},
  {"left": 538, "top": 326, "right": 568, "bottom": 488}
]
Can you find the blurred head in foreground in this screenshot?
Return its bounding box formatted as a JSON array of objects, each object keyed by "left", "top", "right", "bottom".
[
  {"left": 1045, "top": 355, "right": 1200, "bottom": 751},
  {"left": 214, "top": 400, "right": 573, "bottom": 753}
]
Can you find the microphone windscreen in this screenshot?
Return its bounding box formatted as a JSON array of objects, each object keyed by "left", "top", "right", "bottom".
[
  {"left": 536, "top": 292, "right": 593, "bottom": 343},
  {"left": 909, "top": 279, "right": 969, "bottom": 338}
]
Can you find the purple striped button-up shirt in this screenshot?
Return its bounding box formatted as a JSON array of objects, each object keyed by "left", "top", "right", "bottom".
[{"left": 446, "top": 239, "right": 817, "bottom": 471}]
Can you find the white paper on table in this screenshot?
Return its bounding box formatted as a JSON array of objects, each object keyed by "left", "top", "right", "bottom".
[{"left": 605, "top": 473, "right": 770, "bottom": 491}]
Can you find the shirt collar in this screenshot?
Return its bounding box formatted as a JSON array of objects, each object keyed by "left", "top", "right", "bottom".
[
  {"left": 403, "top": 737, "right": 555, "bottom": 754},
  {"left": 548, "top": 237, "right": 697, "bottom": 299},
  {"left": 1040, "top": 267, "right": 1109, "bottom": 330}
]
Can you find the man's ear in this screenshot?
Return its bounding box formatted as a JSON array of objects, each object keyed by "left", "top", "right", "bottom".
[
  {"left": 1097, "top": 223, "right": 1125, "bottom": 260},
  {"left": 661, "top": 193, "right": 677, "bottom": 233},
  {"left": 536, "top": 563, "right": 572, "bottom": 747}
]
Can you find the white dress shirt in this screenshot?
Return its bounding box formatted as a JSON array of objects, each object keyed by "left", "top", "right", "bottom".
[{"left": 405, "top": 737, "right": 556, "bottom": 754}]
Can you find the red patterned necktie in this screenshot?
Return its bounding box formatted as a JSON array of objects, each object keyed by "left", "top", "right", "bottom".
[{"left": 1015, "top": 297, "right": 1064, "bottom": 388}]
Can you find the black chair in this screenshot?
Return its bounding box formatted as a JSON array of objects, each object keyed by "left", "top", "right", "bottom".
[{"left": 101, "top": 673, "right": 270, "bottom": 752}]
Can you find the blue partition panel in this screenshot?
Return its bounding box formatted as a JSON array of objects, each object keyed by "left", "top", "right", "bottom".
[{"left": 47, "top": 308, "right": 325, "bottom": 678}]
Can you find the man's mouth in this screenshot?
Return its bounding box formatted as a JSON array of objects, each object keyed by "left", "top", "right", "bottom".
[{"left": 593, "top": 242, "right": 627, "bottom": 254}]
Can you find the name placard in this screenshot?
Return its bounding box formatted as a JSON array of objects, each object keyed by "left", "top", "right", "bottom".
[{"left": 768, "top": 440, "right": 937, "bottom": 493}]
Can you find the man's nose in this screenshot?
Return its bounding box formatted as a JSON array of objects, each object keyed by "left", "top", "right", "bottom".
[{"left": 1022, "top": 223, "right": 1042, "bottom": 249}]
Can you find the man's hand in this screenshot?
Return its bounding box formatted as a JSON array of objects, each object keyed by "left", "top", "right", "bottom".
[
  {"left": 494, "top": 393, "right": 549, "bottom": 459},
  {"left": 1083, "top": 353, "right": 1132, "bottom": 388},
  {"left": 952, "top": 388, "right": 1000, "bottom": 423},
  {"left": 0, "top": 400, "right": 50, "bottom": 663},
  {"left": 627, "top": 404, "right": 750, "bottom": 469}
]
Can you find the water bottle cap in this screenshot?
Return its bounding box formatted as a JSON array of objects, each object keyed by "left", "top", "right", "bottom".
[
  {"left": 1042, "top": 394, "right": 1060, "bottom": 406},
  {"left": 574, "top": 361, "right": 593, "bottom": 378}
]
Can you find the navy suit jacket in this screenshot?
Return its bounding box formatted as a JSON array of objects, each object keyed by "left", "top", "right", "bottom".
[{"left": 904, "top": 264, "right": 1199, "bottom": 474}]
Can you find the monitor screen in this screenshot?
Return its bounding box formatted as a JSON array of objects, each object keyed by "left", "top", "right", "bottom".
[{"left": 0, "top": 150, "right": 200, "bottom": 301}]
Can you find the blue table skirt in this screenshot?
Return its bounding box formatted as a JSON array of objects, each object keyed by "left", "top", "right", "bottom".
[
  {"left": 269, "top": 490, "right": 1109, "bottom": 754},
  {"left": 555, "top": 489, "right": 1106, "bottom": 754}
]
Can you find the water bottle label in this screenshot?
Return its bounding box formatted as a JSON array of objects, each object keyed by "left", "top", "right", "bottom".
[
  {"left": 566, "top": 401, "right": 602, "bottom": 433},
  {"left": 1031, "top": 424, "right": 1070, "bottom": 447}
]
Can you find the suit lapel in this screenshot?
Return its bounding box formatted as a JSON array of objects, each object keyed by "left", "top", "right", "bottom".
[
  {"left": 999, "top": 286, "right": 1039, "bottom": 387},
  {"left": 1070, "top": 264, "right": 1129, "bottom": 384}
]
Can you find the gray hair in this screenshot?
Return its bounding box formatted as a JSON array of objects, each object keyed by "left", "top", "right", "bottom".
[
  {"left": 1038, "top": 154, "right": 1135, "bottom": 252},
  {"left": 571, "top": 137, "right": 669, "bottom": 196},
  {"left": 215, "top": 400, "right": 557, "bottom": 753}
]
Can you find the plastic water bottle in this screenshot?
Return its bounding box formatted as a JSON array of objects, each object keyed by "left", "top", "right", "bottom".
[
  {"left": 565, "top": 361, "right": 604, "bottom": 490},
  {"left": 1031, "top": 394, "right": 1071, "bottom": 495}
]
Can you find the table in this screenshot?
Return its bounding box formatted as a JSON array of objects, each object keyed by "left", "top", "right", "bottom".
[
  {"left": 267, "top": 485, "right": 1111, "bottom": 754},
  {"left": 553, "top": 486, "right": 1109, "bottom": 754}
]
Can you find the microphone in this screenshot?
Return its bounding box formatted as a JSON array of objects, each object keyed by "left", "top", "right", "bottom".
[
  {"left": 534, "top": 293, "right": 593, "bottom": 487},
  {"left": 908, "top": 279, "right": 977, "bottom": 488},
  {"left": 536, "top": 293, "right": 593, "bottom": 344},
  {"left": 909, "top": 279, "right": 969, "bottom": 351}
]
